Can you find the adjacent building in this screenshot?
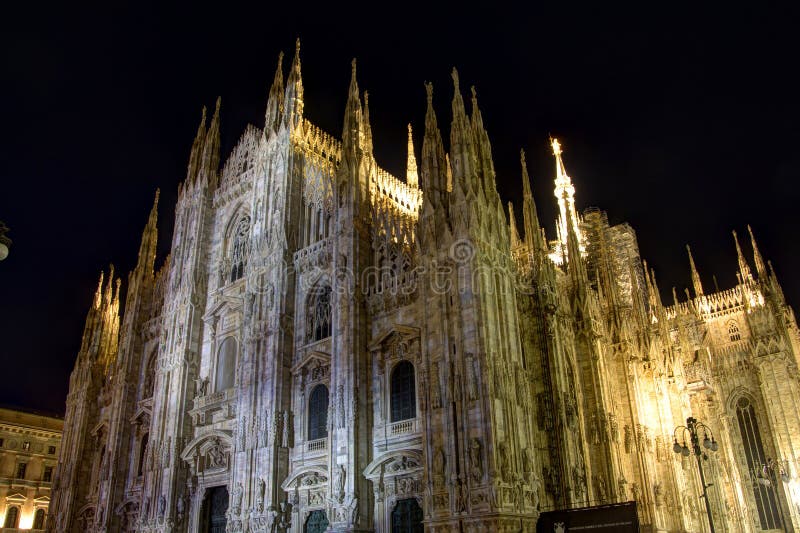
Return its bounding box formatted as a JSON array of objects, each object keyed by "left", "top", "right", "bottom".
[
  {"left": 49, "top": 42, "right": 800, "bottom": 532},
  {"left": 0, "top": 408, "right": 62, "bottom": 531}
]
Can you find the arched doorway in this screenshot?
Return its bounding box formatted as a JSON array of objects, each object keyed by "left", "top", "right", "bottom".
[
  {"left": 391, "top": 498, "right": 423, "bottom": 533},
  {"left": 201, "top": 486, "right": 229, "bottom": 533},
  {"left": 304, "top": 509, "right": 329, "bottom": 533}
]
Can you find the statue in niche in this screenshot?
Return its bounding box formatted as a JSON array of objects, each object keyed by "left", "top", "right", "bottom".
[
  {"left": 282, "top": 410, "right": 292, "bottom": 448},
  {"left": 623, "top": 425, "right": 632, "bottom": 454},
  {"left": 454, "top": 478, "right": 467, "bottom": 513},
  {"left": 431, "top": 362, "right": 442, "bottom": 408},
  {"left": 257, "top": 479, "right": 266, "bottom": 512},
  {"left": 334, "top": 464, "right": 346, "bottom": 503},
  {"left": 232, "top": 483, "right": 243, "bottom": 514},
  {"left": 498, "top": 442, "right": 511, "bottom": 482},
  {"left": 195, "top": 376, "right": 209, "bottom": 397},
  {"left": 158, "top": 495, "right": 166, "bottom": 518},
  {"left": 432, "top": 447, "right": 446, "bottom": 490},
  {"left": 469, "top": 438, "right": 483, "bottom": 483},
  {"left": 653, "top": 482, "right": 664, "bottom": 507},
  {"left": 206, "top": 439, "right": 225, "bottom": 469},
  {"left": 465, "top": 354, "right": 478, "bottom": 400},
  {"left": 594, "top": 475, "right": 607, "bottom": 502},
  {"left": 617, "top": 476, "right": 628, "bottom": 501}
]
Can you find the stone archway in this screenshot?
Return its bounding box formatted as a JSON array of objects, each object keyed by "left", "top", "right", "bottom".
[
  {"left": 390, "top": 498, "right": 423, "bottom": 533},
  {"left": 304, "top": 509, "right": 329, "bottom": 533},
  {"left": 200, "top": 486, "right": 229, "bottom": 533}
]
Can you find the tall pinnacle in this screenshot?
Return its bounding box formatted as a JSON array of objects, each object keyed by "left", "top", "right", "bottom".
[
  {"left": 733, "top": 230, "right": 753, "bottom": 282},
  {"left": 186, "top": 107, "right": 207, "bottom": 183},
  {"left": 520, "top": 149, "right": 544, "bottom": 252},
  {"left": 747, "top": 225, "right": 767, "bottom": 279},
  {"left": 449, "top": 68, "right": 475, "bottom": 195},
  {"left": 199, "top": 97, "right": 221, "bottom": 185},
  {"left": 686, "top": 244, "right": 703, "bottom": 297},
  {"left": 551, "top": 137, "right": 582, "bottom": 256},
  {"left": 362, "top": 91, "right": 373, "bottom": 153},
  {"left": 342, "top": 58, "right": 363, "bottom": 152},
  {"left": 265, "top": 51, "right": 284, "bottom": 133},
  {"left": 420, "top": 82, "right": 447, "bottom": 208},
  {"left": 136, "top": 189, "right": 159, "bottom": 275},
  {"left": 406, "top": 124, "right": 418, "bottom": 188},
  {"left": 284, "top": 38, "right": 303, "bottom": 128},
  {"left": 508, "top": 201, "right": 522, "bottom": 248}
]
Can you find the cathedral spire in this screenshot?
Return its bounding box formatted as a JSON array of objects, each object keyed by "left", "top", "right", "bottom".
[
  {"left": 470, "top": 86, "right": 495, "bottom": 200},
  {"left": 406, "top": 124, "right": 418, "bottom": 188},
  {"left": 420, "top": 82, "right": 447, "bottom": 209},
  {"left": 551, "top": 137, "right": 582, "bottom": 257},
  {"left": 342, "top": 58, "right": 363, "bottom": 153},
  {"left": 748, "top": 225, "right": 767, "bottom": 279},
  {"left": 362, "top": 90, "right": 373, "bottom": 153},
  {"left": 686, "top": 244, "right": 703, "bottom": 297},
  {"left": 565, "top": 197, "right": 587, "bottom": 287},
  {"left": 732, "top": 230, "right": 753, "bottom": 283},
  {"left": 186, "top": 106, "right": 207, "bottom": 183},
  {"left": 199, "top": 97, "right": 221, "bottom": 187},
  {"left": 265, "top": 51, "right": 284, "bottom": 134},
  {"left": 136, "top": 189, "right": 159, "bottom": 275},
  {"left": 520, "top": 149, "right": 544, "bottom": 253},
  {"left": 283, "top": 38, "right": 304, "bottom": 128},
  {"left": 449, "top": 68, "right": 477, "bottom": 197},
  {"left": 508, "top": 201, "right": 522, "bottom": 249}
]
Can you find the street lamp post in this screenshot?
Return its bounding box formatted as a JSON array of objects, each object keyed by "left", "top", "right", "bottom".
[{"left": 674, "top": 417, "right": 719, "bottom": 533}]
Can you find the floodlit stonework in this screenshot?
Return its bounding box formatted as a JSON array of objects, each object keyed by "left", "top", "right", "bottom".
[
  {"left": 49, "top": 42, "right": 800, "bottom": 532},
  {"left": 0, "top": 407, "right": 63, "bottom": 531}
]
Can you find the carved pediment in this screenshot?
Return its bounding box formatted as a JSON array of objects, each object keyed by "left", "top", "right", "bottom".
[
  {"left": 203, "top": 294, "right": 244, "bottom": 323},
  {"left": 369, "top": 325, "right": 420, "bottom": 352},
  {"left": 6, "top": 492, "right": 27, "bottom": 503},
  {"left": 281, "top": 466, "right": 329, "bottom": 490},
  {"left": 291, "top": 350, "right": 331, "bottom": 375}
]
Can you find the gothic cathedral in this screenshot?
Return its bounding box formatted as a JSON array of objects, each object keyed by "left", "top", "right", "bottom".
[{"left": 49, "top": 42, "right": 800, "bottom": 532}]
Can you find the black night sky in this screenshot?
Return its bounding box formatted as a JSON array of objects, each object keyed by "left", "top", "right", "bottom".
[{"left": 1, "top": 3, "right": 799, "bottom": 415}]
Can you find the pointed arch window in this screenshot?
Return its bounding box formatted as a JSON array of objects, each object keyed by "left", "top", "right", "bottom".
[
  {"left": 33, "top": 508, "right": 45, "bottom": 529},
  {"left": 736, "top": 396, "right": 781, "bottom": 529},
  {"left": 308, "top": 385, "right": 329, "bottom": 441},
  {"left": 306, "top": 285, "right": 332, "bottom": 343},
  {"left": 215, "top": 337, "right": 237, "bottom": 391},
  {"left": 138, "top": 432, "right": 149, "bottom": 477},
  {"left": 142, "top": 352, "right": 156, "bottom": 399},
  {"left": 728, "top": 321, "right": 742, "bottom": 342},
  {"left": 4, "top": 506, "right": 19, "bottom": 528},
  {"left": 391, "top": 361, "right": 416, "bottom": 422},
  {"left": 229, "top": 215, "right": 252, "bottom": 283}
]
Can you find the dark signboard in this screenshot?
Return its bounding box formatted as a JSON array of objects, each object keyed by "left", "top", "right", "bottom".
[{"left": 537, "top": 501, "right": 639, "bottom": 532}]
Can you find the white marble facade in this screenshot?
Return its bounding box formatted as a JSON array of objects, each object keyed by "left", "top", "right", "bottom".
[{"left": 49, "top": 43, "right": 800, "bottom": 532}]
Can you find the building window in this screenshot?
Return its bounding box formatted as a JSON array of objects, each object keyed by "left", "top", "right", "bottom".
[
  {"left": 307, "top": 385, "right": 329, "bottom": 441},
  {"left": 729, "top": 321, "right": 742, "bottom": 342},
  {"left": 43, "top": 466, "right": 53, "bottom": 482},
  {"left": 138, "top": 433, "right": 149, "bottom": 477},
  {"left": 22, "top": 441, "right": 30, "bottom": 451},
  {"left": 736, "top": 396, "right": 781, "bottom": 529},
  {"left": 306, "top": 285, "right": 332, "bottom": 343},
  {"left": 0, "top": 438, "right": 4, "bottom": 447},
  {"left": 390, "top": 361, "right": 416, "bottom": 422},
  {"left": 215, "top": 337, "right": 237, "bottom": 392},
  {"left": 48, "top": 445, "right": 56, "bottom": 455},
  {"left": 229, "top": 215, "right": 252, "bottom": 283},
  {"left": 4, "top": 506, "right": 19, "bottom": 528},
  {"left": 16, "top": 462, "right": 27, "bottom": 479},
  {"left": 142, "top": 352, "right": 156, "bottom": 399},
  {"left": 33, "top": 508, "right": 45, "bottom": 529}
]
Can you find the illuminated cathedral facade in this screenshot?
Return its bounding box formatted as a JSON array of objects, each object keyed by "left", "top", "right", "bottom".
[{"left": 48, "top": 42, "right": 800, "bottom": 532}]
